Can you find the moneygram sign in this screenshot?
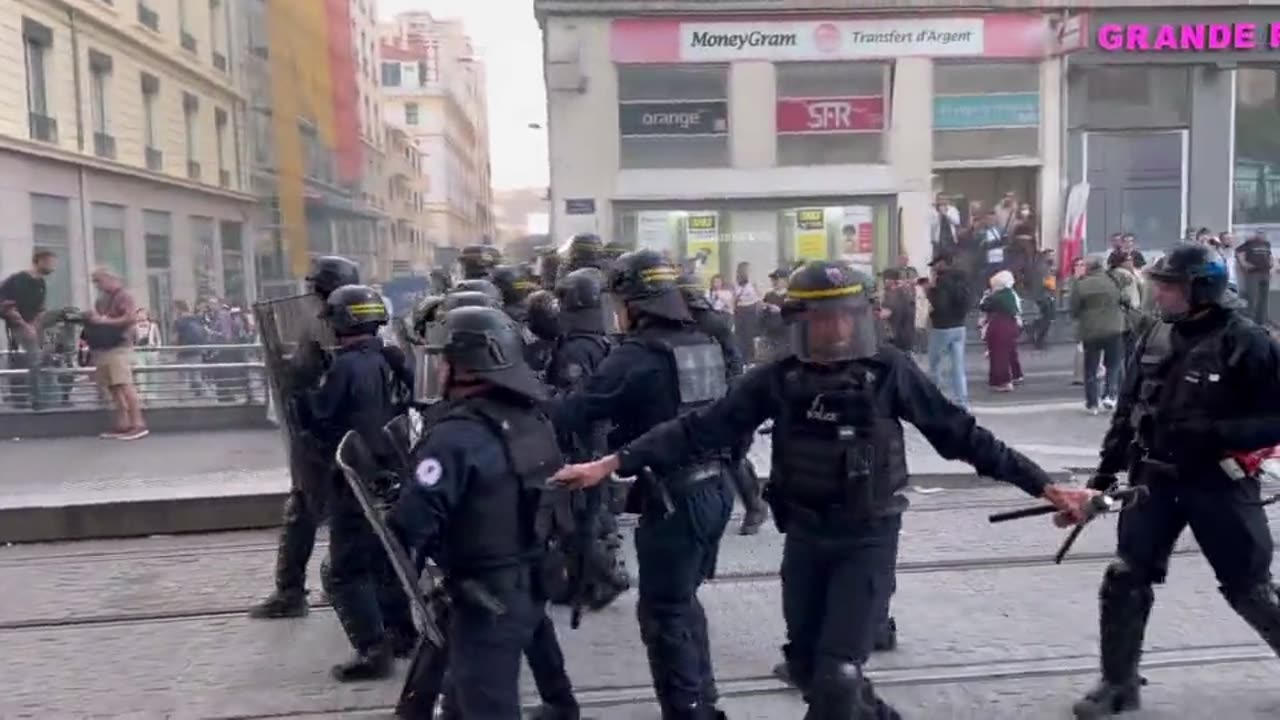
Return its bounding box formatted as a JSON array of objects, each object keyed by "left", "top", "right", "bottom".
[{"left": 611, "top": 16, "right": 1052, "bottom": 63}]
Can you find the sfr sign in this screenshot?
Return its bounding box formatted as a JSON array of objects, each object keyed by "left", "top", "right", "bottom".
[{"left": 776, "top": 96, "right": 886, "bottom": 134}]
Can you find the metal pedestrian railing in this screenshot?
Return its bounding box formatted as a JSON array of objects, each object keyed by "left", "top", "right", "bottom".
[{"left": 0, "top": 358, "right": 269, "bottom": 413}]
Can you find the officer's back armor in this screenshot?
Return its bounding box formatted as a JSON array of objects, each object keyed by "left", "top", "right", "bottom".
[
  {"left": 430, "top": 397, "right": 563, "bottom": 575},
  {"left": 770, "top": 361, "right": 908, "bottom": 515},
  {"left": 1128, "top": 315, "right": 1244, "bottom": 469},
  {"left": 625, "top": 327, "right": 729, "bottom": 471}
]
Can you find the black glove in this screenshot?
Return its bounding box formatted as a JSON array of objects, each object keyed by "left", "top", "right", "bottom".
[{"left": 1087, "top": 473, "right": 1118, "bottom": 492}]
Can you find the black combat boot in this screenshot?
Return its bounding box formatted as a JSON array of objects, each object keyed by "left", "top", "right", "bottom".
[
  {"left": 330, "top": 641, "right": 394, "bottom": 682},
  {"left": 247, "top": 589, "right": 308, "bottom": 619},
  {"left": 1227, "top": 583, "right": 1280, "bottom": 656},
  {"left": 1072, "top": 565, "right": 1153, "bottom": 718},
  {"left": 872, "top": 616, "right": 897, "bottom": 651}
]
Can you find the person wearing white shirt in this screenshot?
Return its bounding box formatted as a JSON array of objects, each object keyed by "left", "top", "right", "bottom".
[{"left": 929, "top": 193, "right": 961, "bottom": 255}]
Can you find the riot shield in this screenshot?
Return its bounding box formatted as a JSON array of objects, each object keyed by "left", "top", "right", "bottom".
[
  {"left": 335, "top": 431, "right": 449, "bottom": 718},
  {"left": 601, "top": 292, "right": 623, "bottom": 336},
  {"left": 409, "top": 343, "right": 442, "bottom": 403},
  {"left": 252, "top": 294, "right": 336, "bottom": 481}
]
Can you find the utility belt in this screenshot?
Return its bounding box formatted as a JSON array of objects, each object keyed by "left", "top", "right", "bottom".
[
  {"left": 764, "top": 484, "right": 882, "bottom": 533},
  {"left": 626, "top": 458, "right": 728, "bottom": 516},
  {"left": 447, "top": 554, "right": 540, "bottom": 598}
]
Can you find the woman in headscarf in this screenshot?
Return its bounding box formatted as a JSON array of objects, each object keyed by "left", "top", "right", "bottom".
[{"left": 979, "top": 269, "right": 1023, "bottom": 391}]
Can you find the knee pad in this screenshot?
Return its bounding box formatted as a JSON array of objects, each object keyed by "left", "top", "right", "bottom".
[{"left": 1101, "top": 560, "right": 1155, "bottom": 598}]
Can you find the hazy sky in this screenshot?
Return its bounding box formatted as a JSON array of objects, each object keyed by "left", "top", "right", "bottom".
[{"left": 380, "top": 0, "right": 549, "bottom": 191}]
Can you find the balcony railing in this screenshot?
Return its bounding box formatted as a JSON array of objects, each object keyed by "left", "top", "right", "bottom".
[
  {"left": 181, "top": 31, "right": 197, "bottom": 53},
  {"left": 146, "top": 146, "right": 163, "bottom": 171},
  {"left": 93, "top": 132, "right": 116, "bottom": 160},
  {"left": 187, "top": 160, "right": 201, "bottom": 180},
  {"left": 29, "top": 113, "right": 57, "bottom": 143},
  {"left": 137, "top": 3, "right": 159, "bottom": 31},
  {"left": 212, "top": 52, "right": 227, "bottom": 72}
]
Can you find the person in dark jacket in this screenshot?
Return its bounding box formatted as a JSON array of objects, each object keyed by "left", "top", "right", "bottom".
[{"left": 925, "top": 253, "right": 971, "bottom": 408}]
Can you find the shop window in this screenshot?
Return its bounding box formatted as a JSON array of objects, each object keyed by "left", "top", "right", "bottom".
[
  {"left": 776, "top": 62, "right": 886, "bottom": 166},
  {"left": 191, "top": 216, "right": 217, "bottom": 299},
  {"left": 1234, "top": 68, "right": 1280, "bottom": 226},
  {"left": 30, "top": 194, "right": 71, "bottom": 309},
  {"left": 1078, "top": 66, "right": 1190, "bottom": 130},
  {"left": 933, "top": 62, "right": 1039, "bottom": 162},
  {"left": 617, "top": 65, "right": 729, "bottom": 169},
  {"left": 91, "top": 202, "right": 128, "bottom": 282}
]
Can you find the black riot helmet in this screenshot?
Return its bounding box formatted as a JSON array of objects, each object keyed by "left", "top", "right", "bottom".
[
  {"left": 410, "top": 294, "right": 447, "bottom": 342},
  {"left": 782, "top": 260, "right": 877, "bottom": 363},
  {"left": 324, "top": 284, "right": 389, "bottom": 336},
  {"left": 564, "top": 233, "right": 604, "bottom": 272},
  {"left": 555, "top": 267, "right": 612, "bottom": 334},
  {"left": 490, "top": 264, "right": 538, "bottom": 306},
  {"left": 306, "top": 256, "right": 360, "bottom": 299},
  {"left": 601, "top": 241, "right": 628, "bottom": 264},
  {"left": 675, "top": 270, "right": 712, "bottom": 312},
  {"left": 526, "top": 289, "right": 561, "bottom": 342},
  {"left": 1147, "top": 243, "right": 1230, "bottom": 321},
  {"left": 537, "top": 248, "right": 561, "bottom": 290},
  {"left": 440, "top": 290, "right": 502, "bottom": 313},
  {"left": 607, "top": 249, "right": 692, "bottom": 325},
  {"left": 426, "top": 306, "right": 545, "bottom": 401},
  {"left": 453, "top": 278, "right": 504, "bottom": 306},
  {"left": 458, "top": 244, "right": 501, "bottom": 279}
]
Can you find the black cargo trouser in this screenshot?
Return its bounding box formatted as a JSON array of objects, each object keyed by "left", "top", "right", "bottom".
[
  {"left": 448, "top": 566, "right": 546, "bottom": 718},
  {"left": 635, "top": 471, "right": 733, "bottom": 712},
  {"left": 782, "top": 513, "right": 902, "bottom": 719},
  {"left": 273, "top": 447, "right": 330, "bottom": 594}
]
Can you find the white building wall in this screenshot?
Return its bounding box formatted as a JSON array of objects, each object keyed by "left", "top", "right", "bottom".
[{"left": 889, "top": 58, "right": 935, "bottom": 270}]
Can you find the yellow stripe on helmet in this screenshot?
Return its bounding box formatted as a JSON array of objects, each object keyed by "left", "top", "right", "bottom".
[
  {"left": 786, "top": 283, "right": 864, "bottom": 300},
  {"left": 347, "top": 303, "right": 387, "bottom": 315},
  {"left": 640, "top": 267, "right": 679, "bottom": 282}
]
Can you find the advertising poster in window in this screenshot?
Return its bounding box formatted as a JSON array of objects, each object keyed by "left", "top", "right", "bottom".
[
  {"left": 794, "top": 208, "right": 828, "bottom": 261},
  {"left": 637, "top": 211, "right": 677, "bottom": 256},
  {"left": 839, "top": 205, "right": 876, "bottom": 273},
  {"left": 685, "top": 212, "right": 720, "bottom": 280}
]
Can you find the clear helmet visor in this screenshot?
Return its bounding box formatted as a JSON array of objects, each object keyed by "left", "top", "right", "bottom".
[
  {"left": 601, "top": 292, "right": 623, "bottom": 334},
  {"left": 788, "top": 302, "right": 876, "bottom": 363}
]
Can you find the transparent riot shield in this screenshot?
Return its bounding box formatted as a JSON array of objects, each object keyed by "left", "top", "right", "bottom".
[
  {"left": 253, "top": 294, "right": 336, "bottom": 485},
  {"left": 601, "top": 292, "right": 623, "bottom": 336},
  {"left": 410, "top": 344, "right": 441, "bottom": 403},
  {"left": 335, "top": 431, "right": 448, "bottom": 718}
]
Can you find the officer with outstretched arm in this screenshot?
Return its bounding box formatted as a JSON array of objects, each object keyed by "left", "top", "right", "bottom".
[{"left": 555, "top": 260, "right": 1096, "bottom": 720}]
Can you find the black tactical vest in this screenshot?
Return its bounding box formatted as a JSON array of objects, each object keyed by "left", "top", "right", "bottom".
[
  {"left": 771, "top": 363, "right": 909, "bottom": 516},
  {"left": 1129, "top": 317, "right": 1239, "bottom": 464},
  {"left": 435, "top": 397, "right": 564, "bottom": 574},
  {"left": 626, "top": 328, "right": 730, "bottom": 469}
]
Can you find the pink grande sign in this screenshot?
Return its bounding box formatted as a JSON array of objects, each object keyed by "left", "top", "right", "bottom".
[{"left": 1097, "top": 23, "right": 1280, "bottom": 52}]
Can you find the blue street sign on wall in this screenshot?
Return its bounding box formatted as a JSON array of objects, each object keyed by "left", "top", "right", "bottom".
[{"left": 933, "top": 92, "right": 1040, "bottom": 130}]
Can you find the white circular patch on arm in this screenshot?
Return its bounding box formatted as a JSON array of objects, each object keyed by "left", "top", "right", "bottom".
[{"left": 416, "top": 458, "right": 443, "bottom": 488}]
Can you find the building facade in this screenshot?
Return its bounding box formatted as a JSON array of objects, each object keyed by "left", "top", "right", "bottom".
[
  {"left": 1066, "top": 8, "right": 1280, "bottom": 251},
  {"left": 379, "top": 12, "right": 495, "bottom": 249},
  {"left": 2, "top": 0, "right": 254, "bottom": 331},
  {"left": 377, "top": 124, "right": 434, "bottom": 277},
  {"left": 239, "top": 0, "right": 384, "bottom": 299}
]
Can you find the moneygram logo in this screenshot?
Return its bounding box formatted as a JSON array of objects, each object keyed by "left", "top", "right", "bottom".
[{"left": 688, "top": 29, "right": 799, "bottom": 50}]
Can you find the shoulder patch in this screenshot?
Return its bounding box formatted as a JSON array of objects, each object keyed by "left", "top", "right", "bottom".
[
  {"left": 415, "top": 458, "right": 443, "bottom": 488},
  {"left": 566, "top": 363, "right": 583, "bottom": 381}
]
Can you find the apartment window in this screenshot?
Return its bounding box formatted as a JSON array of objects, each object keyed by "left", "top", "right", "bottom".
[
  {"left": 215, "top": 107, "right": 229, "bottom": 187},
  {"left": 251, "top": 108, "right": 271, "bottom": 166},
  {"left": 89, "top": 50, "right": 115, "bottom": 159},
  {"left": 92, "top": 203, "right": 128, "bottom": 281},
  {"left": 381, "top": 62, "right": 401, "bottom": 87},
  {"left": 23, "top": 18, "right": 56, "bottom": 143},
  {"left": 137, "top": 1, "right": 159, "bottom": 32},
  {"left": 210, "top": 0, "right": 226, "bottom": 71},
  {"left": 617, "top": 64, "right": 729, "bottom": 169},
  {"left": 405, "top": 102, "right": 419, "bottom": 125},
  {"left": 1075, "top": 66, "right": 1190, "bottom": 130},
  {"left": 144, "top": 210, "right": 174, "bottom": 332},
  {"left": 141, "top": 73, "right": 161, "bottom": 171},
  {"left": 183, "top": 92, "right": 200, "bottom": 180},
  {"left": 361, "top": 31, "right": 368, "bottom": 75},
  {"left": 30, "top": 195, "right": 72, "bottom": 309},
  {"left": 178, "top": 0, "right": 196, "bottom": 52}
]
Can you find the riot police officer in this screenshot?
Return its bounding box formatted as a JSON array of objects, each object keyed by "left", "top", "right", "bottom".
[
  {"left": 454, "top": 278, "right": 504, "bottom": 307},
  {"left": 563, "top": 233, "right": 605, "bottom": 272},
  {"left": 390, "top": 306, "right": 578, "bottom": 718},
  {"left": 555, "top": 259, "right": 1096, "bottom": 720},
  {"left": 301, "top": 284, "right": 417, "bottom": 680},
  {"left": 491, "top": 264, "right": 537, "bottom": 323},
  {"left": 458, "top": 244, "right": 501, "bottom": 280},
  {"left": 1072, "top": 243, "right": 1280, "bottom": 719},
  {"left": 676, "top": 271, "right": 767, "bottom": 536},
  {"left": 250, "top": 255, "right": 360, "bottom": 620},
  {"left": 544, "top": 268, "right": 630, "bottom": 611},
  {"left": 548, "top": 249, "right": 735, "bottom": 720}
]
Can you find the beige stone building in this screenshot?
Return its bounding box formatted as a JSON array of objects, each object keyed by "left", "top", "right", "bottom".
[
  {"left": 378, "top": 124, "right": 434, "bottom": 276},
  {"left": 378, "top": 11, "right": 495, "bottom": 250},
  {"left": 1, "top": 0, "right": 253, "bottom": 330}
]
